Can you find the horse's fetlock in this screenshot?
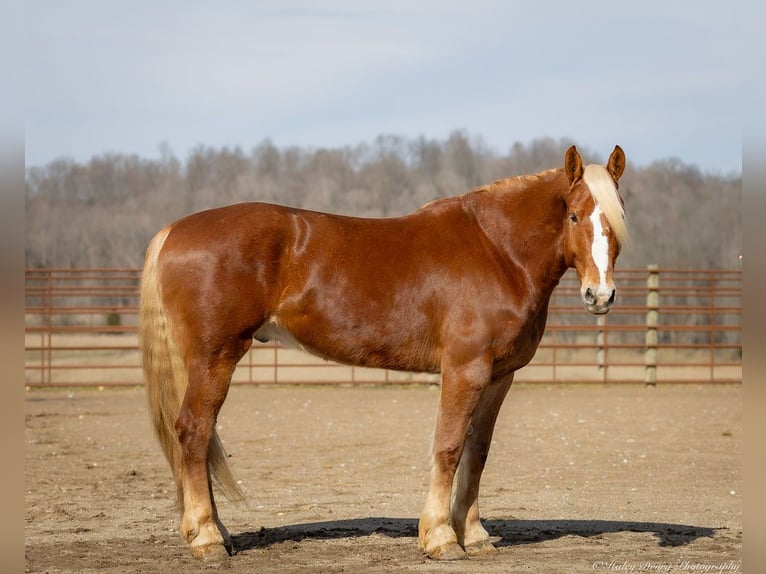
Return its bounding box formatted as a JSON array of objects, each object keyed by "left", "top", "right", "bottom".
[{"left": 181, "top": 523, "right": 200, "bottom": 544}]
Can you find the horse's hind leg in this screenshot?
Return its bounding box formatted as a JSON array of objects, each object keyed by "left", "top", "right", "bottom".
[
  {"left": 450, "top": 374, "right": 513, "bottom": 554},
  {"left": 175, "top": 343, "right": 246, "bottom": 558}
]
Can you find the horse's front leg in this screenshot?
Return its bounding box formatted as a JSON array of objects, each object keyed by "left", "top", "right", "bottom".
[
  {"left": 418, "top": 354, "right": 492, "bottom": 560},
  {"left": 451, "top": 373, "right": 514, "bottom": 554}
]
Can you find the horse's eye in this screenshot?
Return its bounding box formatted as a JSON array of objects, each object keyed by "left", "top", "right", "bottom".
[{"left": 569, "top": 213, "right": 578, "bottom": 224}]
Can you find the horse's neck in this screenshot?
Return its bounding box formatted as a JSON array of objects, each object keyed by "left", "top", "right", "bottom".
[{"left": 467, "top": 179, "right": 569, "bottom": 298}]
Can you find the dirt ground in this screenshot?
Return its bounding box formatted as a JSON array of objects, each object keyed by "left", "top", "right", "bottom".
[{"left": 25, "top": 384, "right": 742, "bottom": 574}]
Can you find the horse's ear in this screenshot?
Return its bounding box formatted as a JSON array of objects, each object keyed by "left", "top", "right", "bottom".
[
  {"left": 607, "top": 145, "right": 626, "bottom": 182},
  {"left": 564, "top": 145, "right": 583, "bottom": 185}
]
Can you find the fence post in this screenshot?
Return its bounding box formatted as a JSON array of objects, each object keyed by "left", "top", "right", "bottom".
[
  {"left": 708, "top": 271, "right": 716, "bottom": 382},
  {"left": 596, "top": 315, "right": 607, "bottom": 382},
  {"left": 273, "top": 344, "right": 279, "bottom": 384},
  {"left": 43, "top": 269, "right": 53, "bottom": 387},
  {"left": 645, "top": 265, "right": 659, "bottom": 386}
]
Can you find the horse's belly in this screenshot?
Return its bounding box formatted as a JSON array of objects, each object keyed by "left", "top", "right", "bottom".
[{"left": 253, "top": 316, "right": 439, "bottom": 374}]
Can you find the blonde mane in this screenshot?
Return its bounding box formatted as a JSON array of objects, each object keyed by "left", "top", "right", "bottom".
[
  {"left": 476, "top": 168, "right": 560, "bottom": 195},
  {"left": 583, "top": 164, "right": 628, "bottom": 246},
  {"left": 420, "top": 165, "right": 627, "bottom": 247}
]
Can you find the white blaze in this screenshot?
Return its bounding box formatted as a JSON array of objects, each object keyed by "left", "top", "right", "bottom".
[{"left": 589, "top": 204, "right": 610, "bottom": 292}]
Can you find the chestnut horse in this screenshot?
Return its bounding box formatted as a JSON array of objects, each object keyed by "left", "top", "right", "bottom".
[{"left": 140, "top": 145, "right": 627, "bottom": 560}]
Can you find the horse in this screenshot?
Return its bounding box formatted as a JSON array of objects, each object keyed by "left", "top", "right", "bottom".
[{"left": 139, "top": 144, "right": 627, "bottom": 560}]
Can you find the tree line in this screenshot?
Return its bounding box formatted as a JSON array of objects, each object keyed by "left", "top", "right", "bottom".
[{"left": 25, "top": 132, "right": 741, "bottom": 269}]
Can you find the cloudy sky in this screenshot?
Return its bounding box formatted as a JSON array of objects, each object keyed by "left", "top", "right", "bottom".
[{"left": 25, "top": 0, "right": 742, "bottom": 174}]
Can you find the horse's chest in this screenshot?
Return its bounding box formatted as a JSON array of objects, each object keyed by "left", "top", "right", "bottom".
[{"left": 491, "top": 307, "right": 549, "bottom": 370}]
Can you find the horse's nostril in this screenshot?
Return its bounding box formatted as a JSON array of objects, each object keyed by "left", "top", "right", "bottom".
[
  {"left": 608, "top": 289, "right": 616, "bottom": 305},
  {"left": 584, "top": 288, "right": 596, "bottom": 304}
]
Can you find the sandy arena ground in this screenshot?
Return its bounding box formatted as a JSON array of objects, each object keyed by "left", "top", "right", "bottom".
[{"left": 25, "top": 384, "right": 741, "bottom": 573}]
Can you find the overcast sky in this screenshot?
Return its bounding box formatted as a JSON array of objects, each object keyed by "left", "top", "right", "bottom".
[{"left": 25, "top": 0, "right": 742, "bottom": 174}]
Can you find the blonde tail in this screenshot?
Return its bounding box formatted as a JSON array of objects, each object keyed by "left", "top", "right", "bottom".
[{"left": 139, "top": 227, "right": 244, "bottom": 503}]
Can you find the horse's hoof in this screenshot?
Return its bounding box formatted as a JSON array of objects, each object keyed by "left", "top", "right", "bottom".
[
  {"left": 191, "top": 542, "right": 230, "bottom": 561},
  {"left": 465, "top": 539, "right": 497, "bottom": 555},
  {"left": 427, "top": 542, "right": 467, "bottom": 561}
]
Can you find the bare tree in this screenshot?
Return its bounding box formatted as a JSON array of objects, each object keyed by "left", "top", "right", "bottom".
[{"left": 25, "top": 134, "right": 741, "bottom": 270}]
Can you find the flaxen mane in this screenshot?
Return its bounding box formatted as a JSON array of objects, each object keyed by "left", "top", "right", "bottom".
[
  {"left": 583, "top": 164, "right": 628, "bottom": 246},
  {"left": 469, "top": 165, "right": 627, "bottom": 246}
]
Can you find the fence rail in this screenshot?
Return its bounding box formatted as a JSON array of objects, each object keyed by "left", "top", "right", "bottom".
[{"left": 24, "top": 267, "right": 742, "bottom": 387}]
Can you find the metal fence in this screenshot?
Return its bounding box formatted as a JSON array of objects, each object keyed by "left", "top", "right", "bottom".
[{"left": 24, "top": 267, "right": 742, "bottom": 387}]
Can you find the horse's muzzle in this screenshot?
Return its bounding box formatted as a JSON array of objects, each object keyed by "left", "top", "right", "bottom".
[{"left": 583, "top": 286, "right": 616, "bottom": 315}]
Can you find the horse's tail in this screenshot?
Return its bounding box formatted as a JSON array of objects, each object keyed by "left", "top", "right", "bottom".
[{"left": 139, "top": 227, "right": 244, "bottom": 503}]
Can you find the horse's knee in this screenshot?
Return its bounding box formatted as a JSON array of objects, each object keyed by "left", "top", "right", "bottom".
[{"left": 433, "top": 444, "right": 463, "bottom": 471}]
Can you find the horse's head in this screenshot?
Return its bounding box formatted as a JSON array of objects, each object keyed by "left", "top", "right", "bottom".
[{"left": 562, "top": 145, "right": 627, "bottom": 315}]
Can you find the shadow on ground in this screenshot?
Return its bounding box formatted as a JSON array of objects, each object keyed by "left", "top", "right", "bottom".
[{"left": 232, "top": 517, "right": 718, "bottom": 554}]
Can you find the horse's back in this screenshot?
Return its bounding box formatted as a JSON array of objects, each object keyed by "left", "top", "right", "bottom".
[{"left": 149, "top": 199, "right": 523, "bottom": 372}]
